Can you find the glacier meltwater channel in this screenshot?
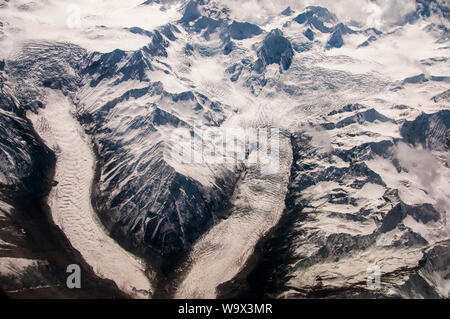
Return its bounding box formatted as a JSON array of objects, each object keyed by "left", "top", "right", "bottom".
[{"left": 28, "top": 90, "right": 152, "bottom": 298}]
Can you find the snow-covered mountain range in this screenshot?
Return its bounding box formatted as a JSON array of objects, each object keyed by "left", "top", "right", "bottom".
[{"left": 0, "top": 0, "right": 449, "bottom": 299}]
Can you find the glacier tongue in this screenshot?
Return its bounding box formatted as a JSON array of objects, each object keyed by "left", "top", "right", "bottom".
[
  {"left": 28, "top": 90, "right": 152, "bottom": 298},
  {"left": 175, "top": 132, "right": 293, "bottom": 299}
]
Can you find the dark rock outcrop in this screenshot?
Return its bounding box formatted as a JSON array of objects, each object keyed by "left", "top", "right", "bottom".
[
  {"left": 403, "top": 73, "right": 429, "bottom": 84},
  {"left": 293, "top": 6, "right": 337, "bottom": 33},
  {"left": 380, "top": 203, "right": 441, "bottom": 233},
  {"left": 304, "top": 28, "right": 315, "bottom": 41},
  {"left": 229, "top": 21, "right": 263, "bottom": 40},
  {"left": 180, "top": 0, "right": 201, "bottom": 23},
  {"left": 432, "top": 89, "right": 450, "bottom": 103},
  {"left": 401, "top": 110, "right": 450, "bottom": 150},
  {"left": 255, "top": 29, "right": 294, "bottom": 72},
  {"left": 335, "top": 109, "right": 392, "bottom": 128},
  {"left": 326, "top": 23, "right": 356, "bottom": 50},
  {"left": 328, "top": 104, "right": 365, "bottom": 116},
  {"left": 281, "top": 6, "right": 295, "bottom": 16}
]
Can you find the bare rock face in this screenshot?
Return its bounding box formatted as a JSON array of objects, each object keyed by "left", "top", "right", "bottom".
[
  {"left": 335, "top": 109, "right": 393, "bottom": 128},
  {"left": 218, "top": 107, "right": 449, "bottom": 299},
  {"left": 379, "top": 203, "right": 441, "bottom": 233},
  {"left": 432, "top": 89, "right": 450, "bottom": 103},
  {"left": 255, "top": 29, "right": 294, "bottom": 72},
  {"left": 0, "top": 73, "right": 54, "bottom": 190},
  {"left": 181, "top": 0, "right": 201, "bottom": 23},
  {"left": 293, "top": 6, "right": 337, "bottom": 33},
  {"left": 304, "top": 28, "right": 315, "bottom": 41},
  {"left": 401, "top": 110, "right": 450, "bottom": 151},
  {"left": 228, "top": 21, "right": 262, "bottom": 40}
]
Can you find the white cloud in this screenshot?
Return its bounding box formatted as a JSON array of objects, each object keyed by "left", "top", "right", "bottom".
[
  {"left": 220, "top": 0, "right": 417, "bottom": 29},
  {"left": 394, "top": 142, "right": 450, "bottom": 215},
  {"left": 394, "top": 142, "right": 440, "bottom": 189},
  {"left": 299, "top": 123, "right": 333, "bottom": 154}
]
